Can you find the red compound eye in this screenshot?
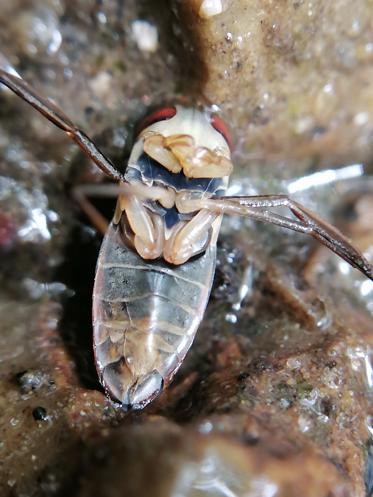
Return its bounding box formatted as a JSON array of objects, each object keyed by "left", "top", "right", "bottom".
[
  {"left": 210, "top": 114, "right": 233, "bottom": 150},
  {"left": 136, "top": 106, "right": 177, "bottom": 135}
]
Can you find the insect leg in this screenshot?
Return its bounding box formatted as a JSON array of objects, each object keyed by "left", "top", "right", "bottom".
[
  {"left": 118, "top": 192, "right": 165, "bottom": 259},
  {"left": 74, "top": 181, "right": 162, "bottom": 236},
  {"left": 164, "top": 209, "right": 220, "bottom": 264},
  {"left": 190, "top": 193, "right": 373, "bottom": 280},
  {"left": 73, "top": 181, "right": 176, "bottom": 254},
  {"left": 0, "top": 69, "right": 123, "bottom": 181},
  {"left": 72, "top": 184, "right": 116, "bottom": 235}
]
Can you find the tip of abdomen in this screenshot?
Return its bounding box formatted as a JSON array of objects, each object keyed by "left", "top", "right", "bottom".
[{"left": 100, "top": 360, "right": 164, "bottom": 410}]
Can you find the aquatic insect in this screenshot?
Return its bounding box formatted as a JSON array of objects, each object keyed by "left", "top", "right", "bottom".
[{"left": 1, "top": 70, "right": 372, "bottom": 409}]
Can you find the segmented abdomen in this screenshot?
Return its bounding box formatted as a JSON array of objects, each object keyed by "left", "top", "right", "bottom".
[{"left": 93, "top": 223, "right": 216, "bottom": 408}]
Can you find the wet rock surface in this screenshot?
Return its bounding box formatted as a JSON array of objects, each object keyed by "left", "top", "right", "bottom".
[
  {"left": 175, "top": 0, "right": 373, "bottom": 168},
  {"left": 77, "top": 419, "right": 351, "bottom": 497},
  {"left": 0, "top": 1, "right": 372, "bottom": 497}
]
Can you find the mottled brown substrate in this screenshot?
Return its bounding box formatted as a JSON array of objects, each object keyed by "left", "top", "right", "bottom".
[
  {"left": 175, "top": 0, "right": 373, "bottom": 169},
  {"left": 77, "top": 420, "right": 351, "bottom": 497}
]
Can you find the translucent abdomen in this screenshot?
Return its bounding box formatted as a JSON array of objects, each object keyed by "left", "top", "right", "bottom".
[{"left": 93, "top": 223, "right": 216, "bottom": 409}]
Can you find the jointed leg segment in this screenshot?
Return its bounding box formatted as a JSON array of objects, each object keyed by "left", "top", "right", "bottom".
[
  {"left": 176, "top": 192, "right": 373, "bottom": 280},
  {"left": 1, "top": 69, "right": 371, "bottom": 279},
  {"left": 0, "top": 69, "right": 123, "bottom": 181}
]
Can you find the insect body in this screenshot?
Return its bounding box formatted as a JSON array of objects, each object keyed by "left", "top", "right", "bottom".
[
  {"left": 94, "top": 107, "right": 231, "bottom": 406},
  {"left": 1, "top": 69, "right": 372, "bottom": 409},
  {"left": 94, "top": 221, "right": 217, "bottom": 407}
]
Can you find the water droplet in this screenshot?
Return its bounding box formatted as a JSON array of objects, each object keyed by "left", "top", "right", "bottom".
[
  {"left": 199, "top": 421, "right": 213, "bottom": 434},
  {"left": 131, "top": 21, "right": 159, "bottom": 53},
  {"left": 32, "top": 406, "right": 48, "bottom": 421},
  {"left": 286, "top": 358, "right": 301, "bottom": 370},
  {"left": 97, "top": 12, "right": 107, "bottom": 24},
  {"left": 225, "top": 313, "right": 237, "bottom": 324},
  {"left": 298, "top": 414, "right": 312, "bottom": 432},
  {"left": 354, "top": 112, "right": 369, "bottom": 126}
]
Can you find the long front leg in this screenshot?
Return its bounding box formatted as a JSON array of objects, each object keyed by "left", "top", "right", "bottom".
[
  {"left": 0, "top": 69, "right": 123, "bottom": 181},
  {"left": 176, "top": 193, "right": 373, "bottom": 280}
]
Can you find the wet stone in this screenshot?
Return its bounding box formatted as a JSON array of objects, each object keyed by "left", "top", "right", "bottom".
[
  {"left": 174, "top": 0, "right": 373, "bottom": 169},
  {"left": 16, "top": 370, "right": 52, "bottom": 394}
]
